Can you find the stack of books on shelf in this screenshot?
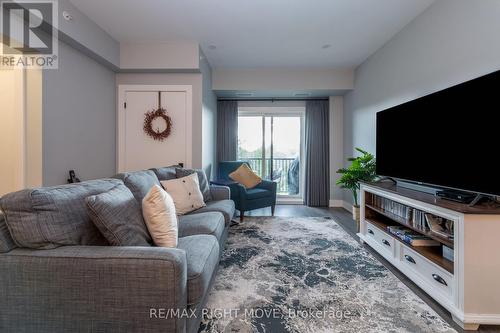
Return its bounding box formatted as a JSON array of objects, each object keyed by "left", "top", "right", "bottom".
[
  {"left": 371, "top": 195, "right": 412, "bottom": 222},
  {"left": 387, "top": 226, "right": 440, "bottom": 246},
  {"left": 412, "top": 209, "right": 428, "bottom": 231}
]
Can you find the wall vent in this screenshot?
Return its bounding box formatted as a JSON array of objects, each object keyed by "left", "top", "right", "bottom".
[{"left": 235, "top": 92, "right": 254, "bottom": 97}]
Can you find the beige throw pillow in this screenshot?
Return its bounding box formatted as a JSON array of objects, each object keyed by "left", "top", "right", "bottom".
[
  {"left": 160, "top": 173, "right": 206, "bottom": 215},
  {"left": 142, "top": 185, "right": 178, "bottom": 248},
  {"left": 229, "top": 163, "right": 262, "bottom": 189}
]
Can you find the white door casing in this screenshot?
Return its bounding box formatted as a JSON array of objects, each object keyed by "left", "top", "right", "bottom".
[
  {"left": 117, "top": 85, "right": 192, "bottom": 173},
  {"left": 0, "top": 68, "right": 42, "bottom": 196}
]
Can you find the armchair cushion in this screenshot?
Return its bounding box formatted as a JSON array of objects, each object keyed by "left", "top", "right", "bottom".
[
  {"left": 254, "top": 179, "right": 278, "bottom": 193},
  {"left": 245, "top": 188, "right": 272, "bottom": 200}
]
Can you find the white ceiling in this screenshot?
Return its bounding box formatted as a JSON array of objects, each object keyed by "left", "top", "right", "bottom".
[{"left": 70, "top": 0, "right": 434, "bottom": 69}]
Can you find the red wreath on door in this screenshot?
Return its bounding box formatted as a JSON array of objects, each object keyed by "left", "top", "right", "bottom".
[{"left": 143, "top": 92, "right": 173, "bottom": 142}]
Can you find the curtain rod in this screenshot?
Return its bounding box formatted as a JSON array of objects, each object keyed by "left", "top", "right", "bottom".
[{"left": 217, "top": 97, "right": 329, "bottom": 102}]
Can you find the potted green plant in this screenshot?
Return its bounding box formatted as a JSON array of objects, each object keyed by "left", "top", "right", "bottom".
[{"left": 337, "top": 148, "right": 377, "bottom": 227}]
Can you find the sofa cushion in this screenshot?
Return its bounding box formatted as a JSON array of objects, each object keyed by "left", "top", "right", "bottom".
[
  {"left": 0, "top": 213, "right": 16, "bottom": 253},
  {"left": 86, "top": 184, "right": 152, "bottom": 246},
  {"left": 175, "top": 168, "right": 212, "bottom": 202},
  {"left": 178, "top": 212, "right": 224, "bottom": 242},
  {"left": 142, "top": 185, "right": 178, "bottom": 248},
  {"left": 189, "top": 200, "right": 235, "bottom": 225},
  {"left": 245, "top": 188, "right": 272, "bottom": 200},
  {"left": 115, "top": 170, "right": 161, "bottom": 204},
  {"left": 150, "top": 166, "right": 179, "bottom": 181},
  {"left": 0, "top": 179, "right": 120, "bottom": 249},
  {"left": 177, "top": 235, "right": 219, "bottom": 306}
]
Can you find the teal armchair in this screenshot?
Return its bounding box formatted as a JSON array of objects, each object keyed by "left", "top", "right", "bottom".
[{"left": 217, "top": 161, "right": 277, "bottom": 221}]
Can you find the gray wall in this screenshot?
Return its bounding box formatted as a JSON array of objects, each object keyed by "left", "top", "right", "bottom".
[
  {"left": 343, "top": 0, "right": 500, "bottom": 204},
  {"left": 43, "top": 41, "right": 116, "bottom": 186},
  {"left": 200, "top": 50, "right": 217, "bottom": 179}
]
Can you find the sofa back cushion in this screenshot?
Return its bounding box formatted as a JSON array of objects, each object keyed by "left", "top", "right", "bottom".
[
  {"left": 150, "top": 165, "right": 180, "bottom": 181},
  {"left": 0, "top": 212, "right": 16, "bottom": 253},
  {"left": 86, "top": 183, "right": 153, "bottom": 246},
  {"left": 115, "top": 170, "right": 161, "bottom": 203},
  {"left": 0, "top": 179, "right": 120, "bottom": 249}
]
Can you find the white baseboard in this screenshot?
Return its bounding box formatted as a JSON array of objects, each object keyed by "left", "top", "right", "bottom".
[
  {"left": 329, "top": 200, "right": 343, "bottom": 207},
  {"left": 342, "top": 201, "right": 353, "bottom": 212},
  {"left": 329, "top": 200, "right": 353, "bottom": 213},
  {"left": 277, "top": 198, "right": 304, "bottom": 205}
]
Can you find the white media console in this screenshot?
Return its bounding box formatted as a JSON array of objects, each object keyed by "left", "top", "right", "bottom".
[{"left": 357, "top": 182, "right": 500, "bottom": 331}]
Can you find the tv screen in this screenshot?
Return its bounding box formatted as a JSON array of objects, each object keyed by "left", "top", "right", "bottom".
[{"left": 376, "top": 70, "right": 500, "bottom": 196}]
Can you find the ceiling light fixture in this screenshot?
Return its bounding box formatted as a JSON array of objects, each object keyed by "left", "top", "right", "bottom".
[
  {"left": 62, "top": 11, "right": 73, "bottom": 21},
  {"left": 208, "top": 45, "right": 216, "bottom": 50},
  {"left": 322, "top": 44, "right": 331, "bottom": 49}
]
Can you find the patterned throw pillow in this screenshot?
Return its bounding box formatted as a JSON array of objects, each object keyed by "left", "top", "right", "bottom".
[
  {"left": 161, "top": 173, "right": 206, "bottom": 215},
  {"left": 175, "top": 168, "right": 212, "bottom": 202},
  {"left": 229, "top": 164, "right": 262, "bottom": 189},
  {"left": 142, "top": 185, "right": 178, "bottom": 248},
  {"left": 85, "top": 184, "right": 152, "bottom": 246}
]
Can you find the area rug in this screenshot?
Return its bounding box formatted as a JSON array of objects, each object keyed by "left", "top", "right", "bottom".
[{"left": 198, "top": 217, "right": 456, "bottom": 333}]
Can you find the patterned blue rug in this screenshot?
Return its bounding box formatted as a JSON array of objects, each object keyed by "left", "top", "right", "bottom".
[{"left": 199, "top": 217, "right": 455, "bottom": 333}]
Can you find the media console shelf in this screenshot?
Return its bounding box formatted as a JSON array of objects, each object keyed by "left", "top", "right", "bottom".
[{"left": 358, "top": 181, "right": 500, "bottom": 331}]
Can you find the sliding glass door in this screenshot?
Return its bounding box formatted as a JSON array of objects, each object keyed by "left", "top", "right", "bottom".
[{"left": 237, "top": 107, "right": 304, "bottom": 199}]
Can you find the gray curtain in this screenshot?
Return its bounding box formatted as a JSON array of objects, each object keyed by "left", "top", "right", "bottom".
[
  {"left": 216, "top": 100, "right": 238, "bottom": 164},
  {"left": 304, "top": 100, "right": 330, "bottom": 207}
]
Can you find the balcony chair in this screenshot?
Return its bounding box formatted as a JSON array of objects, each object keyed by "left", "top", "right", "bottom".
[{"left": 217, "top": 161, "right": 277, "bottom": 221}]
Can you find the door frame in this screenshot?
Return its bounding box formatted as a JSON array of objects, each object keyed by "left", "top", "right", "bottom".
[
  {"left": 0, "top": 67, "right": 42, "bottom": 195},
  {"left": 117, "top": 85, "right": 193, "bottom": 173}
]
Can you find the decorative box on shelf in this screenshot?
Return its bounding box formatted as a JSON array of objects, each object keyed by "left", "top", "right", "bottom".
[{"left": 358, "top": 181, "right": 500, "bottom": 331}]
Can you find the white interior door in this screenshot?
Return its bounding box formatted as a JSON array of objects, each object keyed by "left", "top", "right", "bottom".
[{"left": 118, "top": 85, "right": 192, "bottom": 173}]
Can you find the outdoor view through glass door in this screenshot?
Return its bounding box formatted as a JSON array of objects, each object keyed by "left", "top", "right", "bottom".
[{"left": 237, "top": 107, "right": 304, "bottom": 199}]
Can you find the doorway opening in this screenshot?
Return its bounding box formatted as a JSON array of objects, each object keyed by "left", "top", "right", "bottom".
[{"left": 237, "top": 104, "right": 305, "bottom": 202}]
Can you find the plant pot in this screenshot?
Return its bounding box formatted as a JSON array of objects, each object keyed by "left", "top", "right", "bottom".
[{"left": 352, "top": 205, "right": 361, "bottom": 232}]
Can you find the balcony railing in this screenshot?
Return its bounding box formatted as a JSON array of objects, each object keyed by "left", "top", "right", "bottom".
[{"left": 240, "top": 157, "right": 299, "bottom": 195}]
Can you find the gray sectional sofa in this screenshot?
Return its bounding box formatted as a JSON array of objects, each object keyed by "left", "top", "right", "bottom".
[{"left": 0, "top": 166, "right": 235, "bottom": 333}]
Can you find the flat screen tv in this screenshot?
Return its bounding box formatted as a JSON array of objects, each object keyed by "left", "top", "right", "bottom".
[{"left": 376, "top": 70, "right": 500, "bottom": 196}]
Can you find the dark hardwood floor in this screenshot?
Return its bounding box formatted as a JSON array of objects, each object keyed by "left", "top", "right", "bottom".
[{"left": 237, "top": 205, "right": 500, "bottom": 333}]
